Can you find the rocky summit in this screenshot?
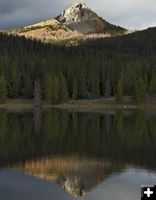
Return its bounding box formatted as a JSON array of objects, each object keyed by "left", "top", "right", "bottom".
[
  {"left": 56, "top": 2, "right": 92, "bottom": 25},
  {"left": 56, "top": 2, "right": 125, "bottom": 34}
]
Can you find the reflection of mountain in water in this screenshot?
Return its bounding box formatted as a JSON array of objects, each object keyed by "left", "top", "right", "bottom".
[
  {"left": 0, "top": 109, "right": 156, "bottom": 196},
  {"left": 12, "top": 156, "right": 122, "bottom": 197}
]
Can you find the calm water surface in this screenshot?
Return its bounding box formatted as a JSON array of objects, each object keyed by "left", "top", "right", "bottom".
[{"left": 0, "top": 109, "right": 156, "bottom": 200}]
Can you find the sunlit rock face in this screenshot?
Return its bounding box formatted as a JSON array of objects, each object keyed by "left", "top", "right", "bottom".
[
  {"left": 56, "top": 2, "right": 125, "bottom": 34},
  {"left": 61, "top": 176, "right": 85, "bottom": 197},
  {"left": 11, "top": 156, "right": 122, "bottom": 197},
  {"left": 56, "top": 2, "right": 105, "bottom": 34},
  {"left": 56, "top": 2, "right": 94, "bottom": 24}
]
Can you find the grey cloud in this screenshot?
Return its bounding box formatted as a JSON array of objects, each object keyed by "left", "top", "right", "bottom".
[
  {"left": 84, "top": 0, "right": 156, "bottom": 29},
  {"left": 0, "top": 0, "right": 74, "bottom": 29},
  {"left": 0, "top": 0, "right": 156, "bottom": 30}
]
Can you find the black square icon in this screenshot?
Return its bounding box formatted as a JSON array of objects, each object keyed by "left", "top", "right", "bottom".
[{"left": 141, "top": 185, "right": 156, "bottom": 199}]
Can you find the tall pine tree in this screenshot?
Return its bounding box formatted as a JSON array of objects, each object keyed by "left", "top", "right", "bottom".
[
  {"left": 25, "top": 76, "right": 33, "bottom": 98},
  {"left": 133, "top": 77, "right": 146, "bottom": 103},
  {"left": 72, "top": 78, "right": 78, "bottom": 100},
  {"left": 116, "top": 81, "right": 123, "bottom": 102},
  {"left": 46, "top": 76, "right": 59, "bottom": 104},
  {"left": 0, "top": 75, "right": 7, "bottom": 103},
  {"left": 59, "top": 73, "right": 69, "bottom": 102},
  {"left": 150, "top": 74, "right": 156, "bottom": 96},
  {"left": 34, "top": 79, "right": 42, "bottom": 105},
  {"left": 8, "top": 70, "right": 19, "bottom": 98}
]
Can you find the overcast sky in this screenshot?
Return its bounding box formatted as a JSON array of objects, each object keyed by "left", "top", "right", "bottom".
[{"left": 0, "top": 0, "right": 156, "bottom": 30}]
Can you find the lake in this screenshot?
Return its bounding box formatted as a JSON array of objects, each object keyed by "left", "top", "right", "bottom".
[{"left": 0, "top": 109, "right": 156, "bottom": 200}]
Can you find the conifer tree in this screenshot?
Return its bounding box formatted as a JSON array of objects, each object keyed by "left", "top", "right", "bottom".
[
  {"left": 45, "top": 75, "right": 51, "bottom": 102},
  {"left": 25, "top": 76, "right": 33, "bottom": 98},
  {"left": 88, "top": 65, "right": 100, "bottom": 98},
  {"left": 52, "top": 76, "right": 60, "bottom": 104},
  {"left": 72, "top": 78, "right": 78, "bottom": 100},
  {"left": 134, "top": 77, "right": 146, "bottom": 103},
  {"left": 94, "top": 79, "right": 100, "bottom": 98},
  {"left": 150, "top": 75, "right": 156, "bottom": 96},
  {"left": 116, "top": 81, "right": 123, "bottom": 102},
  {"left": 8, "top": 71, "right": 19, "bottom": 98},
  {"left": 46, "top": 76, "right": 60, "bottom": 104},
  {"left": 0, "top": 74, "right": 7, "bottom": 103},
  {"left": 34, "top": 79, "right": 42, "bottom": 105},
  {"left": 78, "top": 69, "right": 87, "bottom": 99},
  {"left": 59, "top": 73, "right": 69, "bottom": 102}
]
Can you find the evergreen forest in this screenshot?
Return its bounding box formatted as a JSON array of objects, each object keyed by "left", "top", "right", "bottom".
[{"left": 0, "top": 27, "right": 156, "bottom": 104}]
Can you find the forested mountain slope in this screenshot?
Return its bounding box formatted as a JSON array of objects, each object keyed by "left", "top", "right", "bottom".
[{"left": 0, "top": 27, "right": 156, "bottom": 103}]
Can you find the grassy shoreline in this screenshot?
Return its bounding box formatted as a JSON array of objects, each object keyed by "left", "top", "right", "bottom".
[
  {"left": 0, "top": 100, "right": 156, "bottom": 110},
  {"left": 50, "top": 103, "right": 156, "bottom": 110}
]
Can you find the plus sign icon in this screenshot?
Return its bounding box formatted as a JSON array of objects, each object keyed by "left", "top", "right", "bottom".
[{"left": 141, "top": 185, "right": 156, "bottom": 199}]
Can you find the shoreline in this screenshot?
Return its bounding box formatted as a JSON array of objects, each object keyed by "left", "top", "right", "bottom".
[
  {"left": 50, "top": 103, "right": 156, "bottom": 110},
  {"left": 0, "top": 101, "right": 156, "bottom": 110}
]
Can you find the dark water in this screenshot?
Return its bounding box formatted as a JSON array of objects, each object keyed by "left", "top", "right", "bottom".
[{"left": 0, "top": 109, "right": 156, "bottom": 200}]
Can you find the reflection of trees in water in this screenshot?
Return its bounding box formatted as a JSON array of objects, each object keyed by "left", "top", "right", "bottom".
[
  {"left": 0, "top": 110, "right": 156, "bottom": 169},
  {"left": 34, "top": 108, "right": 42, "bottom": 133}
]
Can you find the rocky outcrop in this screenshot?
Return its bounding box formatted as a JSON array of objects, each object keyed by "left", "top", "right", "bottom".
[
  {"left": 56, "top": 2, "right": 126, "bottom": 34},
  {"left": 56, "top": 2, "right": 95, "bottom": 24}
]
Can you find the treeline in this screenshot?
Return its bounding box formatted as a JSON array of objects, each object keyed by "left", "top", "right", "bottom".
[{"left": 0, "top": 27, "right": 156, "bottom": 103}]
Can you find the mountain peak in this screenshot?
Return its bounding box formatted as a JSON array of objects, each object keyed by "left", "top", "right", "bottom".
[
  {"left": 10, "top": 2, "right": 126, "bottom": 41},
  {"left": 69, "top": 1, "right": 89, "bottom": 9},
  {"left": 56, "top": 2, "right": 125, "bottom": 34},
  {"left": 56, "top": 1, "right": 92, "bottom": 25}
]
